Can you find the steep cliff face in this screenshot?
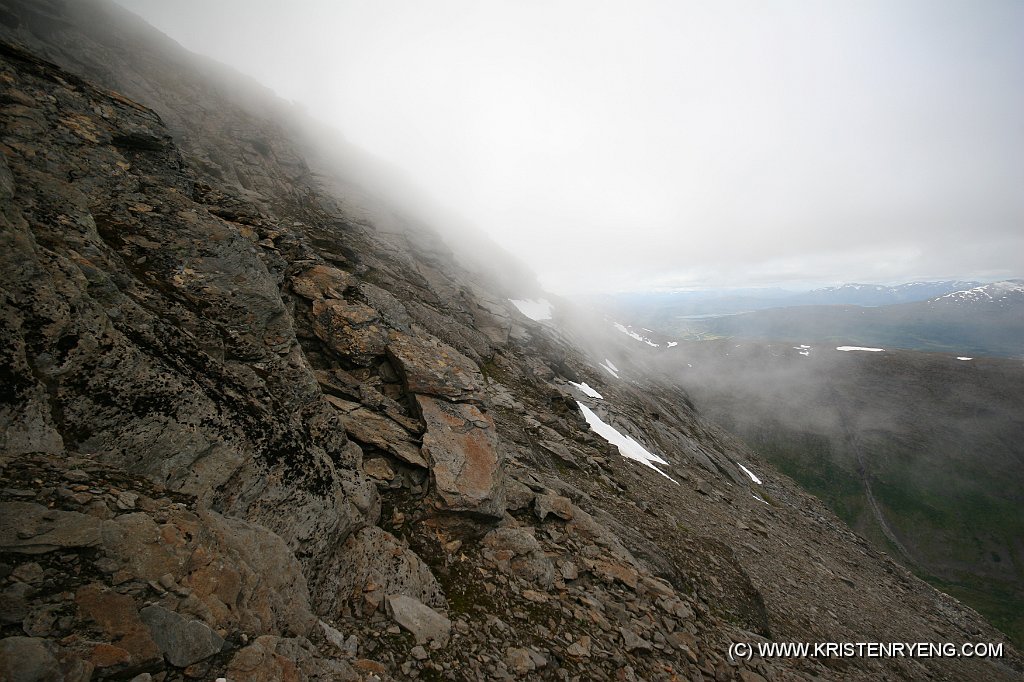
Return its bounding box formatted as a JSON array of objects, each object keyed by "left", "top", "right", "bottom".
[{"left": 1, "top": 2, "right": 1022, "bottom": 681}]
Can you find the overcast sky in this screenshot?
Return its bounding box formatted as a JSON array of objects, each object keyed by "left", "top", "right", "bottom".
[{"left": 116, "top": 0, "right": 1023, "bottom": 294}]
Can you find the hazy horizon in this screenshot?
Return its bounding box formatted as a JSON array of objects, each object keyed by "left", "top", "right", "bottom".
[{"left": 115, "top": 0, "right": 1024, "bottom": 294}]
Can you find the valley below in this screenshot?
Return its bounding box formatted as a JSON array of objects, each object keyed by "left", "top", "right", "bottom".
[{"left": 651, "top": 339, "right": 1024, "bottom": 647}]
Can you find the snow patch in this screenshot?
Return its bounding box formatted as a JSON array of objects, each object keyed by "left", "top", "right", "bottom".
[
  {"left": 956, "top": 356, "right": 973, "bottom": 361},
  {"left": 576, "top": 402, "right": 676, "bottom": 483},
  {"left": 836, "top": 346, "right": 884, "bottom": 352},
  {"left": 738, "top": 463, "right": 762, "bottom": 485},
  {"left": 569, "top": 381, "right": 603, "bottom": 399},
  {"left": 510, "top": 298, "right": 553, "bottom": 321},
  {"left": 613, "top": 322, "right": 660, "bottom": 347},
  {"left": 604, "top": 359, "right": 619, "bottom": 372},
  {"left": 752, "top": 493, "right": 769, "bottom": 505},
  {"left": 599, "top": 361, "right": 620, "bottom": 378},
  {"left": 667, "top": 341, "right": 678, "bottom": 347}
]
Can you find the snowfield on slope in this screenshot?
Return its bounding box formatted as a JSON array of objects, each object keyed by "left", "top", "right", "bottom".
[
  {"left": 576, "top": 402, "right": 676, "bottom": 482},
  {"left": 738, "top": 463, "right": 763, "bottom": 485},
  {"left": 836, "top": 346, "right": 884, "bottom": 352},
  {"left": 614, "top": 322, "right": 659, "bottom": 347},
  {"left": 569, "top": 381, "right": 603, "bottom": 399},
  {"left": 510, "top": 298, "right": 553, "bottom": 321}
]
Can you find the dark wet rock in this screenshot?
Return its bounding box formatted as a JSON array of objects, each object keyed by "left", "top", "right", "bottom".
[{"left": 0, "top": 637, "right": 62, "bottom": 682}]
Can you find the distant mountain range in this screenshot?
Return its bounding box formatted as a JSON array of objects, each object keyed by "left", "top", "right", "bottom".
[
  {"left": 929, "top": 280, "right": 1024, "bottom": 307},
  {"left": 586, "top": 279, "right": 986, "bottom": 319},
  {"left": 603, "top": 280, "right": 1024, "bottom": 358}
]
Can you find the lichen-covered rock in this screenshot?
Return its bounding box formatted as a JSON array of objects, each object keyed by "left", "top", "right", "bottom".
[
  {"left": 0, "top": 452, "right": 319, "bottom": 676},
  {"left": 416, "top": 395, "right": 505, "bottom": 517},
  {"left": 0, "top": 41, "right": 378, "bottom": 604}
]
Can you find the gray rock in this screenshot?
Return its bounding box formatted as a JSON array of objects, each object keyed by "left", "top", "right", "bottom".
[
  {"left": 505, "top": 647, "right": 536, "bottom": 675},
  {"left": 139, "top": 604, "right": 225, "bottom": 667},
  {"left": 319, "top": 620, "right": 347, "bottom": 652},
  {"left": 620, "top": 627, "right": 653, "bottom": 652},
  {"left": 0, "top": 637, "right": 62, "bottom": 681},
  {"left": 385, "top": 594, "right": 451, "bottom": 646},
  {"left": 317, "top": 526, "right": 443, "bottom": 616},
  {"left": 325, "top": 395, "right": 427, "bottom": 467},
  {"left": 0, "top": 582, "right": 32, "bottom": 625},
  {"left": 482, "top": 527, "right": 556, "bottom": 588}
]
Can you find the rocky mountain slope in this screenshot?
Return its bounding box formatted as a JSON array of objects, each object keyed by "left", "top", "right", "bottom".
[{"left": 1, "top": 1, "right": 1022, "bottom": 680}]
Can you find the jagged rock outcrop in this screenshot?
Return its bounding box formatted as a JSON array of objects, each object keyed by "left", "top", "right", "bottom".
[{"left": 1, "top": 3, "right": 1023, "bottom": 681}]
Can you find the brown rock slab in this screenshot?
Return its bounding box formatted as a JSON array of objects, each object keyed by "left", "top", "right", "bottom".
[
  {"left": 325, "top": 395, "right": 427, "bottom": 468},
  {"left": 534, "top": 494, "right": 574, "bottom": 521},
  {"left": 311, "top": 299, "right": 387, "bottom": 365},
  {"left": 75, "top": 584, "right": 161, "bottom": 665},
  {"left": 387, "top": 333, "right": 484, "bottom": 402},
  {"left": 417, "top": 396, "right": 504, "bottom": 516},
  {"left": 291, "top": 264, "right": 352, "bottom": 300},
  {"left": 591, "top": 559, "right": 640, "bottom": 590}
]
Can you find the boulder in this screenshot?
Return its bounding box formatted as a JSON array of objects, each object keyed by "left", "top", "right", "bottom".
[
  {"left": 0, "top": 637, "right": 63, "bottom": 682},
  {"left": 385, "top": 595, "right": 451, "bottom": 646},
  {"left": 387, "top": 333, "right": 485, "bottom": 402},
  {"left": 481, "top": 527, "right": 555, "bottom": 588},
  {"left": 290, "top": 264, "right": 352, "bottom": 300},
  {"left": 317, "top": 526, "right": 444, "bottom": 617},
  {"left": 417, "top": 396, "right": 505, "bottom": 516},
  {"left": 311, "top": 299, "right": 387, "bottom": 365},
  {"left": 325, "top": 395, "right": 427, "bottom": 467},
  {"left": 534, "top": 494, "right": 574, "bottom": 521},
  {"left": 139, "top": 605, "right": 225, "bottom": 667}
]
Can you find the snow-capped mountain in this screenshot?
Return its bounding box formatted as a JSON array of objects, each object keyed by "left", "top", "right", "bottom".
[
  {"left": 801, "top": 280, "right": 981, "bottom": 306},
  {"left": 929, "top": 280, "right": 1024, "bottom": 306}
]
